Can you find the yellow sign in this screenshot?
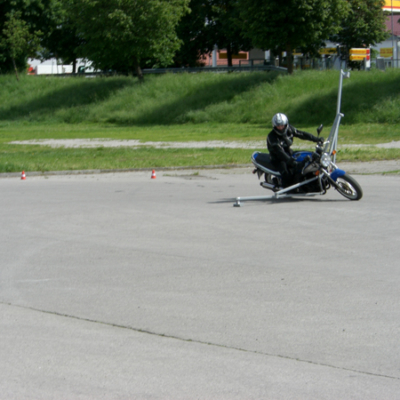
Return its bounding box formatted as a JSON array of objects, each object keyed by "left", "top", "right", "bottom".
[
  {"left": 350, "top": 56, "right": 365, "bottom": 61},
  {"left": 350, "top": 48, "right": 369, "bottom": 55},
  {"left": 380, "top": 47, "right": 393, "bottom": 57},
  {"left": 291, "top": 49, "right": 303, "bottom": 56},
  {"left": 383, "top": 0, "right": 400, "bottom": 11},
  {"left": 320, "top": 48, "right": 337, "bottom": 55},
  {"left": 219, "top": 52, "right": 247, "bottom": 60},
  {"left": 349, "top": 48, "right": 370, "bottom": 63}
]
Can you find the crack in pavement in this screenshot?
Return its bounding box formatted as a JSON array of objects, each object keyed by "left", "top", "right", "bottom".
[{"left": 3, "top": 301, "right": 400, "bottom": 382}]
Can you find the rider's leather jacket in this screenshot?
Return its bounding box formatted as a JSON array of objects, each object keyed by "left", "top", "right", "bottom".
[{"left": 267, "top": 125, "right": 320, "bottom": 167}]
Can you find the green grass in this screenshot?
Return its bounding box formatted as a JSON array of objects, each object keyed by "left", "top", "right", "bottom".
[
  {"left": 3, "top": 143, "right": 399, "bottom": 173},
  {"left": 0, "top": 145, "right": 258, "bottom": 173},
  {"left": 2, "top": 69, "right": 400, "bottom": 127},
  {"left": 1, "top": 69, "right": 400, "bottom": 172},
  {"left": 0, "top": 121, "right": 396, "bottom": 144}
]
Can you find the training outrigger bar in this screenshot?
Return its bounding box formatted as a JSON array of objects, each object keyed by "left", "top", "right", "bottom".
[
  {"left": 233, "top": 178, "right": 320, "bottom": 207},
  {"left": 233, "top": 69, "right": 350, "bottom": 207}
]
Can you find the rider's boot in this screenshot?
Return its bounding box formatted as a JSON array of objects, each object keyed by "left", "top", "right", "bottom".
[{"left": 272, "top": 177, "right": 284, "bottom": 192}]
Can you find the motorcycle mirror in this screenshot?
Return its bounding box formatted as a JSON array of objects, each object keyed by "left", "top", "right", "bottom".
[{"left": 317, "top": 124, "right": 323, "bottom": 136}]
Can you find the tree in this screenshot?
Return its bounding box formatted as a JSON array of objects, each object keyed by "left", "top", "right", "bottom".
[
  {"left": 0, "top": 11, "right": 41, "bottom": 80},
  {"left": 173, "top": 0, "right": 252, "bottom": 67},
  {"left": 40, "top": 0, "right": 84, "bottom": 73},
  {"left": 0, "top": 0, "right": 60, "bottom": 74},
  {"left": 237, "top": 0, "right": 349, "bottom": 73},
  {"left": 333, "top": 0, "right": 389, "bottom": 67},
  {"left": 207, "top": 0, "right": 252, "bottom": 66},
  {"left": 172, "top": 0, "right": 213, "bottom": 67},
  {"left": 70, "top": 0, "right": 190, "bottom": 79}
]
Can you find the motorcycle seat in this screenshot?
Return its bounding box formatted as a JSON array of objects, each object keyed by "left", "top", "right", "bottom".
[{"left": 252, "top": 152, "right": 279, "bottom": 173}]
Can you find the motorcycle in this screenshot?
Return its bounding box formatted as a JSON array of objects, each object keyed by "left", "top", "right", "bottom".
[
  {"left": 251, "top": 124, "right": 363, "bottom": 201},
  {"left": 233, "top": 70, "right": 363, "bottom": 207}
]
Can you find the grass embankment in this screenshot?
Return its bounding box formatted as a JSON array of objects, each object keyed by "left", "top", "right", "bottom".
[{"left": 1, "top": 69, "right": 400, "bottom": 172}]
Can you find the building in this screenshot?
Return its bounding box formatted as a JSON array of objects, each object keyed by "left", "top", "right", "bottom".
[{"left": 383, "top": 0, "right": 400, "bottom": 13}]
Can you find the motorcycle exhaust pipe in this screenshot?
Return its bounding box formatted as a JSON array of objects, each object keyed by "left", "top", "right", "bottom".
[{"left": 260, "top": 182, "right": 275, "bottom": 190}]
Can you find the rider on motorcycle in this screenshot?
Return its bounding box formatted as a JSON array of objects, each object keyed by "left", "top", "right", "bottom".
[{"left": 267, "top": 113, "right": 323, "bottom": 188}]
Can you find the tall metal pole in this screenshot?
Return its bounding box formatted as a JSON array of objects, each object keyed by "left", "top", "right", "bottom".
[
  {"left": 392, "top": 0, "right": 395, "bottom": 67},
  {"left": 336, "top": 71, "right": 344, "bottom": 116},
  {"left": 330, "top": 70, "right": 350, "bottom": 163}
]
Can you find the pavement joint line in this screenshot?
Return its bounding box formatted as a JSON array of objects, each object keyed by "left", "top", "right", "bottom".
[
  {"left": 3, "top": 301, "right": 400, "bottom": 382},
  {"left": 0, "top": 164, "right": 251, "bottom": 179},
  {"left": 1, "top": 163, "right": 400, "bottom": 178}
]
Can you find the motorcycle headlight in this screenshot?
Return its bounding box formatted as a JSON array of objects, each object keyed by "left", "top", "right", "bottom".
[{"left": 320, "top": 153, "right": 332, "bottom": 168}]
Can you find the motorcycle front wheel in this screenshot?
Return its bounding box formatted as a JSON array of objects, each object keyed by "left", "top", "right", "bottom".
[{"left": 335, "top": 174, "right": 363, "bottom": 201}]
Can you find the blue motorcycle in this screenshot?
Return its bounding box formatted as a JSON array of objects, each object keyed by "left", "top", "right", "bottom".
[
  {"left": 251, "top": 124, "right": 363, "bottom": 201},
  {"left": 233, "top": 70, "right": 363, "bottom": 207}
]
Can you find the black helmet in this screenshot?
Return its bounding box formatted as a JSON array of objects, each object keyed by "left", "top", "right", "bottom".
[{"left": 272, "top": 113, "right": 289, "bottom": 135}]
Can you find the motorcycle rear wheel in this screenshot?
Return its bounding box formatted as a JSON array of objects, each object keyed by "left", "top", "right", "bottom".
[{"left": 335, "top": 174, "right": 363, "bottom": 201}]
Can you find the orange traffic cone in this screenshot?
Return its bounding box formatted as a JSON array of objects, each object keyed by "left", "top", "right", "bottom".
[
  {"left": 21, "top": 171, "right": 26, "bottom": 180},
  {"left": 151, "top": 170, "right": 156, "bottom": 179}
]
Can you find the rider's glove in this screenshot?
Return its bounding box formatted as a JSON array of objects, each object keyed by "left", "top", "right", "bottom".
[
  {"left": 291, "top": 160, "right": 302, "bottom": 170},
  {"left": 304, "top": 155, "right": 312, "bottom": 164}
]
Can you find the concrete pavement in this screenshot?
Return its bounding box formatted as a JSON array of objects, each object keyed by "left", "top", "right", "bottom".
[{"left": 1, "top": 168, "right": 400, "bottom": 399}]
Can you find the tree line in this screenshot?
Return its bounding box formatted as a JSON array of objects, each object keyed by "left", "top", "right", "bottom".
[{"left": 0, "top": 0, "right": 389, "bottom": 79}]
